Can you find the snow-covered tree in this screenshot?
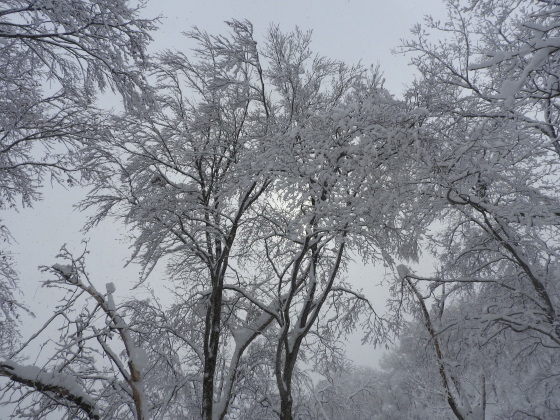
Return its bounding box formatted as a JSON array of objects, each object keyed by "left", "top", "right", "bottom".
[
  {"left": 83, "top": 20, "right": 274, "bottom": 420},
  {"left": 84, "top": 20, "right": 423, "bottom": 420},
  {"left": 0, "top": 0, "right": 155, "bottom": 357},
  {"left": 307, "top": 364, "right": 383, "bottom": 420},
  {"left": 0, "top": 246, "right": 151, "bottom": 419},
  {"left": 390, "top": 1, "right": 560, "bottom": 417},
  {"left": 11, "top": 1, "right": 560, "bottom": 418},
  {"left": 400, "top": 0, "right": 560, "bottom": 362},
  {"left": 402, "top": 0, "right": 560, "bottom": 155},
  {"left": 387, "top": 275, "right": 560, "bottom": 419},
  {"left": 249, "top": 43, "right": 421, "bottom": 419}
]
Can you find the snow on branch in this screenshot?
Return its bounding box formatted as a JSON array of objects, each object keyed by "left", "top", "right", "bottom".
[{"left": 0, "top": 361, "right": 100, "bottom": 419}]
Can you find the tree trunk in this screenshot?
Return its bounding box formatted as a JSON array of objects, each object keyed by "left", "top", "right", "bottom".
[
  {"left": 277, "top": 365, "right": 295, "bottom": 420},
  {"left": 279, "top": 392, "right": 294, "bottom": 420},
  {"left": 202, "top": 282, "right": 224, "bottom": 420},
  {"left": 276, "top": 342, "right": 299, "bottom": 420}
]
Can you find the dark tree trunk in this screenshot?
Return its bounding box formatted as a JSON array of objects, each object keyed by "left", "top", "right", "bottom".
[
  {"left": 276, "top": 353, "right": 296, "bottom": 420},
  {"left": 279, "top": 393, "right": 293, "bottom": 420},
  {"left": 201, "top": 279, "right": 224, "bottom": 420}
]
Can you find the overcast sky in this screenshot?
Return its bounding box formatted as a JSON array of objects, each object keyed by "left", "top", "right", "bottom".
[
  {"left": 8, "top": 0, "right": 447, "bottom": 373},
  {"left": 142, "top": 0, "right": 447, "bottom": 96}
]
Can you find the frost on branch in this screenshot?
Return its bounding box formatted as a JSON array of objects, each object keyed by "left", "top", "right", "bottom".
[{"left": 52, "top": 263, "right": 77, "bottom": 284}]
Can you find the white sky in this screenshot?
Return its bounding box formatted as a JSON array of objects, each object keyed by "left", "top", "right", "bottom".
[
  {"left": 5, "top": 0, "right": 447, "bottom": 398},
  {"left": 142, "top": 0, "right": 447, "bottom": 96}
]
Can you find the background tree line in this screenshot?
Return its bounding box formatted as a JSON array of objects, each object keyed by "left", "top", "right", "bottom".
[{"left": 0, "top": 0, "right": 559, "bottom": 419}]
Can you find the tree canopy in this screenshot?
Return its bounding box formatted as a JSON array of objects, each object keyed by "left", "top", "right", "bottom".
[{"left": 1, "top": 1, "right": 560, "bottom": 419}]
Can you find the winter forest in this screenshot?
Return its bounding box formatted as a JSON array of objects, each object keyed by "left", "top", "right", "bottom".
[{"left": 1, "top": 0, "right": 560, "bottom": 419}]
